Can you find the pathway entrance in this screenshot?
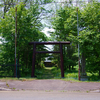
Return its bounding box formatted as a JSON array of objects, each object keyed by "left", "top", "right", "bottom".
[
  {"left": 36, "top": 67, "right": 55, "bottom": 79},
  {"left": 36, "top": 67, "right": 61, "bottom": 79}
]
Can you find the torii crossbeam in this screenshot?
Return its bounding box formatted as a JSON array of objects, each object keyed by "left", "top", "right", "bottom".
[{"left": 29, "top": 41, "right": 70, "bottom": 78}]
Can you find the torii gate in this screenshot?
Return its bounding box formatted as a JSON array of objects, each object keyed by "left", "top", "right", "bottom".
[{"left": 29, "top": 41, "right": 70, "bottom": 78}]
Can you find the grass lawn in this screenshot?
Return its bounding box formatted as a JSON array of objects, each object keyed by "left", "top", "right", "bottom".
[
  {"left": 35, "top": 66, "right": 79, "bottom": 80},
  {"left": 0, "top": 66, "right": 100, "bottom": 82}
]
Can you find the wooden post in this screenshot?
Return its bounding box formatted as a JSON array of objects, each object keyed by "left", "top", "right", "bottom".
[
  {"left": 60, "top": 44, "right": 64, "bottom": 78},
  {"left": 31, "top": 43, "right": 36, "bottom": 77}
]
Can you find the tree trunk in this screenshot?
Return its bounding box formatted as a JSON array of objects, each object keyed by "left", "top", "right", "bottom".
[
  {"left": 81, "top": 53, "right": 87, "bottom": 76},
  {"left": 26, "top": 48, "right": 29, "bottom": 68},
  {"left": 99, "top": 70, "right": 100, "bottom": 78},
  {"left": 69, "top": 65, "right": 71, "bottom": 70},
  {"left": 17, "top": 52, "right": 20, "bottom": 78},
  {"left": 72, "top": 66, "right": 74, "bottom": 70}
]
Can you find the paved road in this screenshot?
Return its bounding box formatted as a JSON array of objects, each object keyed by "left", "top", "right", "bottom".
[
  {"left": 0, "top": 79, "right": 100, "bottom": 100},
  {"left": 0, "top": 91, "right": 100, "bottom": 100},
  {"left": 0, "top": 79, "right": 100, "bottom": 92}
]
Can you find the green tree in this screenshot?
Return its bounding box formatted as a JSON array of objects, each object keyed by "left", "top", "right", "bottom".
[
  {"left": 78, "top": 1, "right": 100, "bottom": 76},
  {"left": 51, "top": 1, "right": 100, "bottom": 79},
  {"left": 63, "top": 1, "right": 100, "bottom": 77},
  {"left": 0, "top": 3, "right": 48, "bottom": 76},
  {"left": 51, "top": 5, "right": 78, "bottom": 70},
  {"left": 0, "top": 0, "right": 53, "bottom": 17}
]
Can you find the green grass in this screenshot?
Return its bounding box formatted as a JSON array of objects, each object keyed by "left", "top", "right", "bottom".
[
  {"left": 35, "top": 67, "right": 61, "bottom": 79},
  {"left": 35, "top": 66, "right": 79, "bottom": 80},
  {"left": 0, "top": 77, "right": 36, "bottom": 81},
  {"left": 0, "top": 65, "right": 100, "bottom": 82},
  {"left": 65, "top": 72, "right": 78, "bottom": 79},
  {"left": 0, "top": 66, "right": 81, "bottom": 81},
  {"left": 87, "top": 73, "right": 100, "bottom": 81},
  {"left": 0, "top": 77, "right": 18, "bottom": 80}
]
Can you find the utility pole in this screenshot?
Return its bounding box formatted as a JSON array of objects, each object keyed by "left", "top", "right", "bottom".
[
  {"left": 15, "top": 7, "right": 17, "bottom": 77},
  {"left": 77, "top": 8, "right": 80, "bottom": 81},
  {"left": 3, "top": 2, "right": 18, "bottom": 77}
]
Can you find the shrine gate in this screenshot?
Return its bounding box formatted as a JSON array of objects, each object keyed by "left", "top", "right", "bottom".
[{"left": 29, "top": 41, "right": 70, "bottom": 78}]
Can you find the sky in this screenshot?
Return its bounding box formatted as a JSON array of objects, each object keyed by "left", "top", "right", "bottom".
[{"left": 41, "top": 27, "right": 55, "bottom": 37}]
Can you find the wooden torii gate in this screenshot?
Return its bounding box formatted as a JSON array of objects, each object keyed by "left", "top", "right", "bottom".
[{"left": 29, "top": 41, "right": 70, "bottom": 78}]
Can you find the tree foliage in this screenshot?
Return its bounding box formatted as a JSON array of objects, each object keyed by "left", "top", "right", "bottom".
[
  {"left": 51, "top": 5, "right": 78, "bottom": 70},
  {"left": 51, "top": 1, "right": 100, "bottom": 76},
  {"left": 78, "top": 2, "right": 100, "bottom": 74},
  {"left": 0, "top": 2, "right": 48, "bottom": 76}
]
